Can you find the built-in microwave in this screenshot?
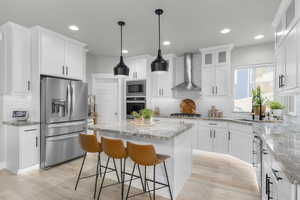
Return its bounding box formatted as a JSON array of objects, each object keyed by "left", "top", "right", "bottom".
[{"left": 126, "top": 80, "right": 146, "bottom": 97}]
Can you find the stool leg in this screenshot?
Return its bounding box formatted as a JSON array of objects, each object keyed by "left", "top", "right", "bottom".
[
  {"left": 97, "top": 157, "right": 110, "bottom": 200},
  {"left": 153, "top": 165, "right": 156, "bottom": 200},
  {"left": 137, "top": 165, "right": 145, "bottom": 192},
  {"left": 126, "top": 163, "right": 136, "bottom": 200},
  {"left": 122, "top": 158, "right": 126, "bottom": 200},
  {"left": 113, "top": 158, "right": 120, "bottom": 183},
  {"left": 99, "top": 153, "right": 102, "bottom": 177},
  {"left": 75, "top": 152, "right": 87, "bottom": 190},
  {"left": 145, "top": 166, "right": 152, "bottom": 200},
  {"left": 163, "top": 161, "right": 173, "bottom": 200},
  {"left": 120, "top": 159, "right": 124, "bottom": 200},
  {"left": 94, "top": 152, "right": 100, "bottom": 199}
]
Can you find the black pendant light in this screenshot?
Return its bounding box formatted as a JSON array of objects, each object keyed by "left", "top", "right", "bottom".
[
  {"left": 151, "top": 9, "right": 168, "bottom": 73},
  {"left": 114, "top": 21, "right": 129, "bottom": 77}
]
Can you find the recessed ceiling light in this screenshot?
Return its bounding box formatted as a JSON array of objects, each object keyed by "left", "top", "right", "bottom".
[
  {"left": 68, "top": 25, "right": 79, "bottom": 31},
  {"left": 220, "top": 28, "right": 231, "bottom": 34},
  {"left": 163, "top": 41, "right": 171, "bottom": 46},
  {"left": 122, "top": 49, "right": 128, "bottom": 54},
  {"left": 254, "top": 34, "right": 264, "bottom": 40}
]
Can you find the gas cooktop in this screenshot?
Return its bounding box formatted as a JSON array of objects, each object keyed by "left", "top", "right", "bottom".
[{"left": 170, "top": 113, "right": 202, "bottom": 118}]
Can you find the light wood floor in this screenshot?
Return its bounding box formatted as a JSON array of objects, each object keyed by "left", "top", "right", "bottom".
[{"left": 0, "top": 151, "right": 259, "bottom": 200}]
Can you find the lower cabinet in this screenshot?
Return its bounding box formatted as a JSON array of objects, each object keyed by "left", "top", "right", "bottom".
[
  {"left": 6, "top": 124, "right": 40, "bottom": 174},
  {"left": 197, "top": 121, "right": 228, "bottom": 154}
]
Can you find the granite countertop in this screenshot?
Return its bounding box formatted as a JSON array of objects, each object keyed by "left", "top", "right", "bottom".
[
  {"left": 2, "top": 121, "right": 40, "bottom": 127},
  {"left": 253, "top": 122, "right": 300, "bottom": 184},
  {"left": 89, "top": 120, "right": 194, "bottom": 141}
]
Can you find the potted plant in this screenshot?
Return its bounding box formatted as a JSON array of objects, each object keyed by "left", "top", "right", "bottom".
[
  {"left": 140, "top": 108, "right": 153, "bottom": 123},
  {"left": 131, "top": 109, "right": 153, "bottom": 124},
  {"left": 252, "top": 86, "right": 268, "bottom": 115},
  {"left": 268, "top": 101, "right": 285, "bottom": 118}
]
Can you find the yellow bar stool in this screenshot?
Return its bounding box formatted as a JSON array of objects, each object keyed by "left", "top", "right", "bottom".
[
  {"left": 126, "top": 141, "right": 173, "bottom": 200},
  {"left": 75, "top": 133, "right": 102, "bottom": 199},
  {"left": 97, "top": 137, "right": 145, "bottom": 200}
]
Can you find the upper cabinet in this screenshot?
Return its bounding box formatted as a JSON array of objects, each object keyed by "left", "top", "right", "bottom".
[
  {"left": 31, "top": 26, "right": 86, "bottom": 80},
  {"left": 150, "top": 54, "right": 175, "bottom": 97},
  {"left": 125, "top": 55, "right": 151, "bottom": 80},
  {"left": 0, "top": 22, "right": 31, "bottom": 95},
  {"left": 273, "top": 0, "right": 300, "bottom": 95},
  {"left": 200, "top": 44, "right": 233, "bottom": 96}
]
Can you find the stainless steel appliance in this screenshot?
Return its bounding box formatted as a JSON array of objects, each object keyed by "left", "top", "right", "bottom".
[
  {"left": 126, "top": 97, "right": 146, "bottom": 118},
  {"left": 40, "top": 77, "right": 88, "bottom": 168},
  {"left": 126, "top": 80, "right": 146, "bottom": 97}
]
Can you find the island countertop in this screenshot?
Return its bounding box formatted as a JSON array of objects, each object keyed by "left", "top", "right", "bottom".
[{"left": 88, "top": 120, "right": 194, "bottom": 141}]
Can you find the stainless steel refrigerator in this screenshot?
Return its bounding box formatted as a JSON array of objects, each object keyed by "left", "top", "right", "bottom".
[{"left": 40, "top": 77, "right": 88, "bottom": 168}]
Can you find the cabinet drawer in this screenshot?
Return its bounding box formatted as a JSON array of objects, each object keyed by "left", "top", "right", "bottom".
[
  {"left": 228, "top": 123, "right": 252, "bottom": 134},
  {"left": 199, "top": 120, "right": 227, "bottom": 128}
]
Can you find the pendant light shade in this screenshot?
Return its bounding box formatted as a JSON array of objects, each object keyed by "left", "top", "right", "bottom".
[
  {"left": 151, "top": 9, "right": 168, "bottom": 73},
  {"left": 114, "top": 21, "right": 129, "bottom": 77}
]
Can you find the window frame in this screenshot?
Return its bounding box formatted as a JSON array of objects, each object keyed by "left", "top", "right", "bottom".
[{"left": 232, "top": 63, "right": 275, "bottom": 113}]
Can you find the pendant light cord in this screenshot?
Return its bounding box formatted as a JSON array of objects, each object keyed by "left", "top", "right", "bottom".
[
  {"left": 158, "top": 14, "right": 161, "bottom": 51},
  {"left": 120, "top": 24, "right": 123, "bottom": 57}
]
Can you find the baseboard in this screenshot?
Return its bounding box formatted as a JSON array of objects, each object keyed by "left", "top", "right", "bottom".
[{"left": 17, "top": 164, "right": 39, "bottom": 174}]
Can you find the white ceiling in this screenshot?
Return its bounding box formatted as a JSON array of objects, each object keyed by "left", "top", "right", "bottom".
[{"left": 0, "top": 0, "right": 280, "bottom": 56}]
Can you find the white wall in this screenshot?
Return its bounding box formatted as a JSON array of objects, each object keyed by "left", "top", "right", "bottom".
[
  {"left": 86, "top": 53, "right": 119, "bottom": 94},
  {"left": 232, "top": 42, "right": 275, "bottom": 67}
]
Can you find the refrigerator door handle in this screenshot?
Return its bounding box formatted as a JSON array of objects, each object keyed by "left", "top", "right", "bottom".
[
  {"left": 67, "top": 83, "right": 71, "bottom": 118},
  {"left": 71, "top": 83, "right": 74, "bottom": 118}
]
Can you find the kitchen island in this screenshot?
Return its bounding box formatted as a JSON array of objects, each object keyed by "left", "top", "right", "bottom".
[{"left": 89, "top": 120, "right": 194, "bottom": 199}]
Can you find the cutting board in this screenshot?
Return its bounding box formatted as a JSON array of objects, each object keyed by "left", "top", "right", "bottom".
[{"left": 180, "top": 99, "right": 196, "bottom": 114}]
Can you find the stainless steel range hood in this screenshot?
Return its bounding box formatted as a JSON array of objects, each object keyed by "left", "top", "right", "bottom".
[{"left": 172, "top": 53, "right": 201, "bottom": 91}]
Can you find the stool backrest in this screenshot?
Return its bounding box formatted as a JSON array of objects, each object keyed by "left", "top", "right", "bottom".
[
  {"left": 101, "top": 137, "right": 127, "bottom": 159},
  {"left": 79, "top": 134, "right": 101, "bottom": 153},
  {"left": 127, "top": 142, "right": 158, "bottom": 166}
]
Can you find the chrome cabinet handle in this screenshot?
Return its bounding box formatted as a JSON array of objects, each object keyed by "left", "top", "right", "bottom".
[
  {"left": 212, "top": 86, "right": 214, "bottom": 95},
  {"left": 228, "top": 131, "right": 231, "bottom": 140},
  {"left": 62, "top": 66, "right": 65, "bottom": 75},
  {"left": 214, "top": 130, "right": 216, "bottom": 138},
  {"left": 66, "top": 66, "right": 69, "bottom": 76},
  {"left": 36, "top": 136, "right": 38, "bottom": 147},
  {"left": 27, "top": 81, "right": 30, "bottom": 91},
  {"left": 271, "top": 169, "right": 283, "bottom": 181},
  {"left": 209, "top": 130, "right": 212, "bottom": 138}
]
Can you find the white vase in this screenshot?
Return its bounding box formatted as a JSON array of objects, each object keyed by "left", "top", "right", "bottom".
[{"left": 272, "top": 109, "right": 283, "bottom": 118}]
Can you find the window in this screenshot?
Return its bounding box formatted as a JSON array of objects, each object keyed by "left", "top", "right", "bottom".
[{"left": 234, "top": 65, "right": 274, "bottom": 112}]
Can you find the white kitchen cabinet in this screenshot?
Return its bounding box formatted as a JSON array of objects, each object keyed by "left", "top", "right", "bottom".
[
  {"left": 200, "top": 45, "right": 233, "bottom": 97},
  {"left": 6, "top": 124, "right": 40, "bottom": 174},
  {"left": 213, "top": 127, "right": 228, "bottom": 153},
  {"left": 228, "top": 123, "right": 253, "bottom": 164},
  {"left": 32, "top": 26, "right": 86, "bottom": 80},
  {"left": 125, "top": 55, "right": 150, "bottom": 80},
  {"left": 202, "top": 67, "right": 215, "bottom": 96},
  {"left": 197, "top": 126, "right": 213, "bottom": 151},
  {"left": 285, "top": 27, "right": 297, "bottom": 90},
  {"left": 0, "top": 22, "right": 31, "bottom": 94},
  {"left": 151, "top": 54, "right": 175, "bottom": 97},
  {"left": 215, "top": 66, "right": 230, "bottom": 96},
  {"left": 197, "top": 121, "right": 228, "bottom": 153}
]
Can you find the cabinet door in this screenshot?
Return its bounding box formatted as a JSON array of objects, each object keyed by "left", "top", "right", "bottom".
[
  {"left": 8, "top": 23, "right": 31, "bottom": 94},
  {"left": 202, "top": 52, "right": 214, "bottom": 67},
  {"left": 198, "top": 126, "right": 213, "bottom": 151},
  {"left": 20, "top": 127, "right": 39, "bottom": 169},
  {"left": 213, "top": 128, "right": 228, "bottom": 153},
  {"left": 216, "top": 50, "right": 227, "bottom": 65},
  {"left": 215, "top": 66, "right": 229, "bottom": 96},
  {"left": 228, "top": 130, "right": 253, "bottom": 163},
  {"left": 40, "top": 31, "right": 65, "bottom": 77},
  {"left": 65, "top": 41, "right": 84, "bottom": 80},
  {"left": 202, "top": 67, "right": 215, "bottom": 96},
  {"left": 285, "top": 27, "right": 297, "bottom": 90}
]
